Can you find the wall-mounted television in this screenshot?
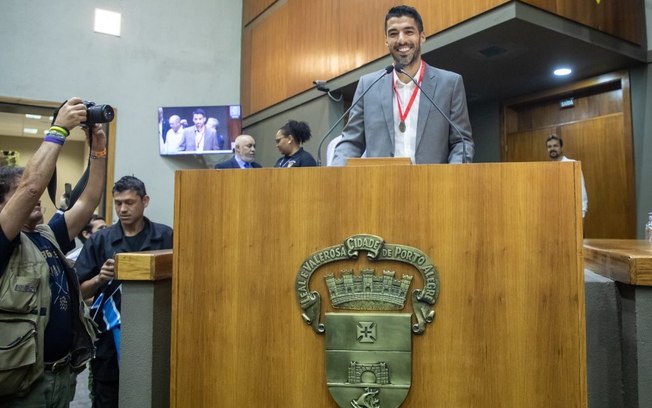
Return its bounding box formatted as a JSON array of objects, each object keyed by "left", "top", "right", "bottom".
[{"left": 159, "top": 105, "right": 241, "bottom": 155}]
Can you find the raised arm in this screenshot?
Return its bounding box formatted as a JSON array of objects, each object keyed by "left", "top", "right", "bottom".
[
  {"left": 64, "top": 124, "right": 107, "bottom": 240},
  {"left": 0, "top": 98, "right": 86, "bottom": 241}
]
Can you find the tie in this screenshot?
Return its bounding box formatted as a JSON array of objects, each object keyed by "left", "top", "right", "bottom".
[{"left": 243, "top": 162, "right": 251, "bottom": 168}]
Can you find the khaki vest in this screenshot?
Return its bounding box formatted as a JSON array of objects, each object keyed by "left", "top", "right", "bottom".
[{"left": 0, "top": 225, "right": 95, "bottom": 396}]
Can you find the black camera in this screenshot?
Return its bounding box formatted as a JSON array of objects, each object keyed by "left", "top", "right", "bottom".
[{"left": 83, "top": 101, "right": 115, "bottom": 126}]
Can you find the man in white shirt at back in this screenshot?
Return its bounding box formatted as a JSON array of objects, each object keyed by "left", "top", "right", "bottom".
[
  {"left": 546, "top": 134, "right": 588, "bottom": 218},
  {"left": 162, "top": 115, "right": 184, "bottom": 154}
]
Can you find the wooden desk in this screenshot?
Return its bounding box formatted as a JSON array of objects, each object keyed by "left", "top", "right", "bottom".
[
  {"left": 584, "top": 239, "right": 652, "bottom": 408},
  {"left": 583, "top": 239, "right": 652, "bottom": 285}
]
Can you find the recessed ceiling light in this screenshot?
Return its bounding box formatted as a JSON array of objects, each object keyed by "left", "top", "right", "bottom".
[
  {"left": 23, "top": 128, "right": 38, "bottom": 134},
  {"left": 554, "top": 68, "right": 572, "bottom": 76},
  {"left": 25, "top": 114, "right": 42, "bottom": 120},
  {"left": 94, "top": 9, "right": 121, "bottom": 37}
]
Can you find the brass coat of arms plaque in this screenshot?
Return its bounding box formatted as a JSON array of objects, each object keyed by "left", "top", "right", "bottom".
[{"left": 295, "top": 234, "right": 440, "bottom": 408}]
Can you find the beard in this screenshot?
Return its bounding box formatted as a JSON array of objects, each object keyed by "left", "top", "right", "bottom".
[{"left": 391, "top": 43, "right": 421, "bottom": 71}]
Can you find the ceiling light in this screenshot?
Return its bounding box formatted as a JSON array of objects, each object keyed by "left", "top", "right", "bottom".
[
  {"left": 23, "top": 128, "right": 38, "bottom": 134},
  {"left": 94, "top": 9, "right": 121, "bottom": 37},
  {"left": 553, "top": 68, "right": 572, "bottom": 76},
  {"left": 25, "top": 114, "right": 42, "bottom": 120}
]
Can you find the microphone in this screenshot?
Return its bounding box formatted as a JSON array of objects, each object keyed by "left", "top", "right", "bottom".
[
  {"left": 395, "top": 66, "right": 470, "bottom": 164},
  {"left": 313, "top": 80, "right": 330, "bottom": 93},
  {"left": 316, "top": 65, "right": 396, "bottom": 166}
]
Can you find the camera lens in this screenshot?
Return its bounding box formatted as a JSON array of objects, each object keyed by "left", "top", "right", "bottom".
[{"left": 87, "top": 104, "right": 115, "bottom": 124}]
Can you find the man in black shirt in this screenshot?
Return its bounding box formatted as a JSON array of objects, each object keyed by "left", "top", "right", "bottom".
[{"left": 75, "top": 175, "right": 173, "bottom": 408}]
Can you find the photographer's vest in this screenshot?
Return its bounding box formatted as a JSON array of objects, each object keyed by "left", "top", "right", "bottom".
[{"left": 0, "top": 225, "right": 95, "bottom": 396}]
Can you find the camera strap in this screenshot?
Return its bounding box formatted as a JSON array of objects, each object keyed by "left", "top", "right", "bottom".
[
  {"left": 46, "top": 156, "right": 91, "bottom": 210},
  {"left": 47, "top": 100, "right": 92, "bottom": 210}
]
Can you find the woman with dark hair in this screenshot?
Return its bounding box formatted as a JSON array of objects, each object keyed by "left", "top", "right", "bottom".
[{"left": 274, "top": 120, "right": 317, "bottom": 168}]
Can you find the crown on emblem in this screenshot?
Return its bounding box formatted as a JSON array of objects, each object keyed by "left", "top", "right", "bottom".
[{"left": 325, "top": 269, "right": 412, "bottom": 310}]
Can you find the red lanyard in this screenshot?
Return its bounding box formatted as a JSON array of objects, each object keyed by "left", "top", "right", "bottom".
[{"left": 393, "top": 60, "right": 425, "bottom": 132}]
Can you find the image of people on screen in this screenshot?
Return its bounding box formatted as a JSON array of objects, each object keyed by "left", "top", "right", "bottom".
[
  {"left": 206, "top": 117, "right": 227, "bottom": 151},
  {"left": 160, "top": 115, "right": 186, "bottom": 154},
  {"left": 178, "top": 108, "right": 220, "bottom": 152},
  {"left": 158, "top": 105, "right": 241, "bottom": 155}
]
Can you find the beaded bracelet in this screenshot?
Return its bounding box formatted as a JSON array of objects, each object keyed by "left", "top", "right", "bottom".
[{"left": 90, "top": 148, "right": 107, "bottom": 159}]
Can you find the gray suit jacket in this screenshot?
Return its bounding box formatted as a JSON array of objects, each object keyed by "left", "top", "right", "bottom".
[
  {"left": 332, "top": 63, "right": 474, "bottom": 165},
  {"left": 179, "top": 127, "right": 219, "bottom": 151}
]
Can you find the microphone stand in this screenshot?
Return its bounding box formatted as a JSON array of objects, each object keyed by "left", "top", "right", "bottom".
[
  {"left": 396, "top": 67, "right": 469, "bottom": 164},
  {"left": 316, "top": 65, "right": 395, "bottom": 166}
]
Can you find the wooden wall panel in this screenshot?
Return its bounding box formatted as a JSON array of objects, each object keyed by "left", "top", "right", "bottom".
[
  {"left": 286, "top": 0, "right": 341, "bottom": 97},
  {"left": 334, "top": 0, "right": 396, "bottom": 76},
  {"left": 242, "top": 0, "right": 508, "bottom": 116},
  {"left": 508, "top": 87, "right": 623, "bottom": 133},
  {"left": 414, "top": 0, "right": 510, "bottom": 35},
  {"left": 242, "top": 0, "right": 644, "bottom": 116},
  {"left": 503, "top": 72, "right": 636, "bottom": 238},
  {"left": 562, "top": 114, "right": 635, "bottom": 238},
  {"left": 243, "top": 0, "right": 276, "bottom": 25},
  {"left": 241, "top": 28, "right": 253, "bottom": 116},
  {"left": 523, "top": 0, "right": 644, "bottom": 45},
  {"left": 504, "top": 117, "right": 635, "bottom": 238},
  {"left": 504, "top": 126, "right": 557, "bottom": 162},
  {"left": 171, "top": 163, "right": 587, "bottom": 407},
  {"left": 246, "top": 3, "right": 289, "bottom": 115}
]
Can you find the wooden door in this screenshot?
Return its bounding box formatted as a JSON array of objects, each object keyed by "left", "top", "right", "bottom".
[{"left": 503, "top": 72, "right": 636, "bottom": 238}]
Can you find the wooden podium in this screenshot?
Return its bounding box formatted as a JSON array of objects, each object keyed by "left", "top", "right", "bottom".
[{"left": 171, "top": 162, "right": 587, "bottom": 407}]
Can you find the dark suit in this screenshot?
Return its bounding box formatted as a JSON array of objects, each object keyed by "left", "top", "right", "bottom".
[
  {"left": 215, "top": 156, "right": 262, "bottom": 169},
  {"left": 332, "top": 63, "right": 474, "bottom": 165},
  {"left": 179, "top": 127, "right": 220, "bottom": 151}
]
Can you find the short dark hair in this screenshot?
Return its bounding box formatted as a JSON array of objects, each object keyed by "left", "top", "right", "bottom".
[
  {"left": 385, "top": 5, "right": 423, "bottom": 33},
  {"left": 77, "top": 214, "right": 106, "bottom": 241},
  {"left": 113, "top": 175, "right": 147, "bottom": 198},
  {"left": 0, "top": 167, "right": 24, "bottom": 205},
  {"left": 279, "top": 120, "right": 312, "bottom": 144},
  {"left": 192, "top": 108, "right": 206, "bottom": 118},
  {"left": 546, "top": 134, "right": 563, "bottom": 147}
]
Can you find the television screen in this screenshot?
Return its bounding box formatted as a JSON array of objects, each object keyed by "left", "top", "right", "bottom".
[{"left": 159, "top": 105, "right": 241, "bottom": 155}]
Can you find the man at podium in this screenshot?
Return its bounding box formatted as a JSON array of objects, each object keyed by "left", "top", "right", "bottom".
[{"left": 332, "top": 5, "right": 474, "bottom": 165}]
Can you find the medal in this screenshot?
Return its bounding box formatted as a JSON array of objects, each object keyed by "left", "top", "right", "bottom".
[{"left": 393, "top": 61, "right": 425, "bottom": 134}]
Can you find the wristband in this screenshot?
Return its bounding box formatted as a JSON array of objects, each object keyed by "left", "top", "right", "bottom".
[
  {"left": 44, "top": 132, "right": 66, "bottom": 146},
  {"left": 49, "top": 126, "right": 70, "bottom": 137},
  {"left": 90, "top": 148, "right": 107, "bottom": 159}
]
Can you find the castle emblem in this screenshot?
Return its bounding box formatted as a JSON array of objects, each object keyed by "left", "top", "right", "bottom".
[{"left": 295, "top": 234, "right": 440, "bottom": 408}]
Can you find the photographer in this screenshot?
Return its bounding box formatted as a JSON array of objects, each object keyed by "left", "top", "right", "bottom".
[{"left": 0, "top": 97, "right": 108, "bottom": 406}]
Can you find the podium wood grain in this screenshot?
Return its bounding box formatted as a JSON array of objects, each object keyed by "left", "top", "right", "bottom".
[
  {"left": 584, "top": 239, "right": 652, "bottom": 285},
  {"left": 114, "top": 250, "right": 173, "bottom": 281},
  {"left": 171, "top": 162, "right": 587, "bottom": 407}
]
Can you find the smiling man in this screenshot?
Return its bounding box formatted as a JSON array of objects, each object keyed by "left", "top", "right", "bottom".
[
  {"left": 332, "top": 5, "right": 474, "bottom": 165},
  {"left": 546, "top": 134, "right": 588, "bottom": 218},
  {"left": 75, "top": 175, "right": 172, "bottom": 407}
]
